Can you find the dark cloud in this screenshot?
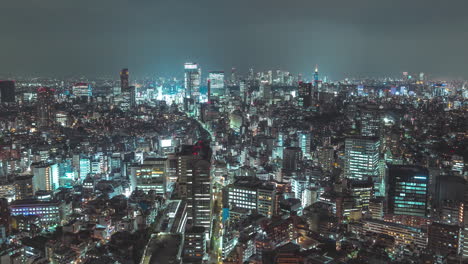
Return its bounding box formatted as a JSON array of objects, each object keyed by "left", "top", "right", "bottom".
[{"left": 0, "top": 0, "right": 467, "bottom": 79}]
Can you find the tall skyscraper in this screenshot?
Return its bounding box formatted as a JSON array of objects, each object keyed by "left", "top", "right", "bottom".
[
  {"left": 387, "top": 165, "right": 429, "bottom": 217},
  {"left": 184, "top": 63, "right": 201, "bottom": 101},
  {"left": 36, "top": 87, "right": 55, "bottom": 128},
  {"left": 171, "top": 142, "right": 212, "bottom": 233},
  {"left": 283, "top": 147, "right": 302, "bottom": 172},
  {"left": 119, "top": 68, "right": 135, "bottom": 111},
  {"left": 120, "top": 68, "right": 129, "bottom": 93},
  {"left": 313, "top": 65, "right": 319, "bottom": 88},
  {"left": 208, "top": 71, "right": 225, "bottom": 97},
  {"left": 344, "top": 137, "right": 381, "bottom": 193},
  {"left": 298, "top": 132, "right": 312, "bottom": 159},
  {"left": 230, "top": 67, "right": 237, "bottom": 85},
  {"left": 0, "top": 81, "right": 15, "bottom": 103},
  {"left": 298, "top": 82, "right": 312, "bottom": 108}
]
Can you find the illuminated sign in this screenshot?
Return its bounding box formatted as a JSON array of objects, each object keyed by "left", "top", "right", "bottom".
[
  {"left": 161, "top": 139, "right": 172, "bottom": 147},
  {"left": 184, "top": 63, "right": 198, "bottom": 70}
]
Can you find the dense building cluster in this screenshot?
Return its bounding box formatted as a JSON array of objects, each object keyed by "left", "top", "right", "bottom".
[{"left": 0, "top": 66, "right": 466, "bottom": 264}]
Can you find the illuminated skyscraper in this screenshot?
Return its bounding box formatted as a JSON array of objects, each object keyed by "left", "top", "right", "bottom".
[
  {"left": 184, "top": 63, "right": 201, "bottom": 101},
  {"left": 298, "top": 132, "right": 312, "bottom": 159},
  {"left": 120, "top": 68, "right": 129, "bottom": 93},
  {"left": 360, "top": 109, "right": 381, "bottom": 137},
  {"left": 387, "top": 165, "right": 429, "bottom": 217},
  {"left": 344, "top": 137, "right": 381, "bottom": 194},
  {"left": 298, "top": 82, "right": 312, "bottom": 108},
  {"left": 37, "top": 87, "right": 55, "bottom": 128},
  {"left": 230, "top": 67, "right": 237, "bottom": 85},
  {"left": 208, "top": 71, "right": 225, "bottom": 97},
  {"left": 131, "top": 158, "right": 167, "bottom": 196},
  {"left": 283, "top": 147, "right": 302, "bottom": 172},
  {"left": 119, "top": 69, "right": 135, "bottom": 111},
  {"left": 172, "top": 143, "right": 212, "bottom": 233},
  {"left": 0, "top": 81, "right": 15, "bottom": 103},
  {"left": 313, "top": 65, "right": 319, "bottom": 89},
  {"left": 32, "top": 163, "right": 59, "bottom": 192}
]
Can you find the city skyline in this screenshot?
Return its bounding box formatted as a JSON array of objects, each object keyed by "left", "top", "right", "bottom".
[{"left": 1, "top": 0, "right": 468, "bottom": 78}]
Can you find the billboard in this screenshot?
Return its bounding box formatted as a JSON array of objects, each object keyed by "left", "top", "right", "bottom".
[{"left": 161, "top": 139, "right": 172, "bottom": 147}]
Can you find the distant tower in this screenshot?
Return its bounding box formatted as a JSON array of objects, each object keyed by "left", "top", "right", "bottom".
[
  {"left": 0, "top": 81, "right": 15, "bottom": 103},
  {"left": 120, "top": 68, "right": 129, "bottom": 93},
  {"left": 184, "top": 63, "right": 201, "bottom": 101},
  {"left": 207, "top": 79, "right": 211, "bottom": 103},
  {"left": 313, "top": 65, "right": 319, "bottom": 88},
  {"left": 231, "top": 68, "right": 237, "bottom": 85},
  {"left": 298, "top": 82, "right": 312, "bottom": 108},
  {"left": 37, "top": 87, "right": 55, "bottom": 128},
  {"left": 208, "top": 71, "right": 225, "bottom": 97}
]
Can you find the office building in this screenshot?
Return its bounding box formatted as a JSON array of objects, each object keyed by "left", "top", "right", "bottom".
[
  {"left": 14, "top": 175, "right": 34, "bottom": 200},
  {"left": 227, "top": 178, "right": 276, "bottom": 217},
  {"left": 282, "top": 147, "right": 302, "bottom": 172},
  {"left": 428, "top": 222, "right": 460, "bottom": 257},
  {"left": 360, "top": 110, "right": 381, "bottom": 137},
  {"left": 208, "top": 71, "right": 225, "bottom": 97},
  {"left": 344, "top": 137, "right": 381, "bottom": 193},
  {"left": 184, "top": 63, "right": 201, "bottom": 101},
  {"left": 32, "top": 163, "right": 59, "bottom": 193},
  {"left": 0, "top": 80, "right": 15, "bottom": 103},
  {"left": 10, "top": 199, "right": 61, "bottom": 227},
  {"left": 36, "top": 87, "right": 55, "bottom": 128},
  {"left": 172, "top": 143, "right": 212, "bottom": 232},
  {"left": 183, "top": 226, "right": 206, "bottom": 261},
  {"left": 362, "top": 219, "right": 427, "bottom": 250},
  {"left": 298, "top": 132, "right": 312, "bottom": 159},
  {"left": 387, "top": 165, "right": 429, "bottom": 217},
  {"left": 72, "top": 83, "right": 92, "bottom": 98},
  {"left": 120, "top": 68, "right": 129, "bottom": 92},
  {"left": 298, "top": 82, "right": 312, "bottom": 108},
  {"left": 131, "top": 158, "right": 167, "bottom": 196}
]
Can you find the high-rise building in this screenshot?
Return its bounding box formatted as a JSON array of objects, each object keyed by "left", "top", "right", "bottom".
[
  {"left": 32, "top": 163, "right": 59, "bottom": 193},
  {"left": 14, "top": 175, "right": 34, "bottom": 200},
  {"left": 131, "top": 158, "right": 167, "bottom": 196},
  {"left": 428, "top": 222, "right": 460, "bottom": 258},
  {"left": 282, "top": 147, "right": 302, "bottom": 172},
  {"left": 344, "top": 137, "right": 381, "bottom": 193},
  {"left": 230, "top": 67, "right": 237, "bottom": 85},
  {"left": 72, "top": 83, "right": 92, "bottom": 98},
  {"left": 183, "top": 226, "right": 206, "bottom": 261},
  {"left": 120, "top": 68, "right": 129, "bottom": 93},
  {"left": 313, "top": 65, "right": 319, "bottom": 88},
  {"left": 36, "top": 87, "right": 55, "bottom": 128},
  {"left": 172, "top": 143, "right": 212, "bottom": 232},
  {"left": 226, "top": 178, "right": 276, "bottom": 217},
  {"left": 208, "top": 71, "right": 225, "bottom": 97},
  {"left": 360, "top": 109, "right": 381, "bottom": 137},
  {"left": 298, "top": 132, "right": 312, "bottom": 159},
  {"left": 318, "top": 146, "right": 334, "bottom": 173},
  {"left": 0, "top": 80, "right": 15, "bottom": 103},
  {"left": 0, "top": 198, "right": 10, "bottom": 243},
  {"left": 184, "top": 63, "right": 201, "bottom": 101},
  {"left": 387, "top": 165, "right": 429, "bottom": 217},
  {"left": 298, "top": 82, "right": 312, "bottom": 108}
]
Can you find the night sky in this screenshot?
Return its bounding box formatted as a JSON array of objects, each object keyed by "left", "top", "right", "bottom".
[{"left": 1, "top": 0, "right": 467, "bottom": 79}]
